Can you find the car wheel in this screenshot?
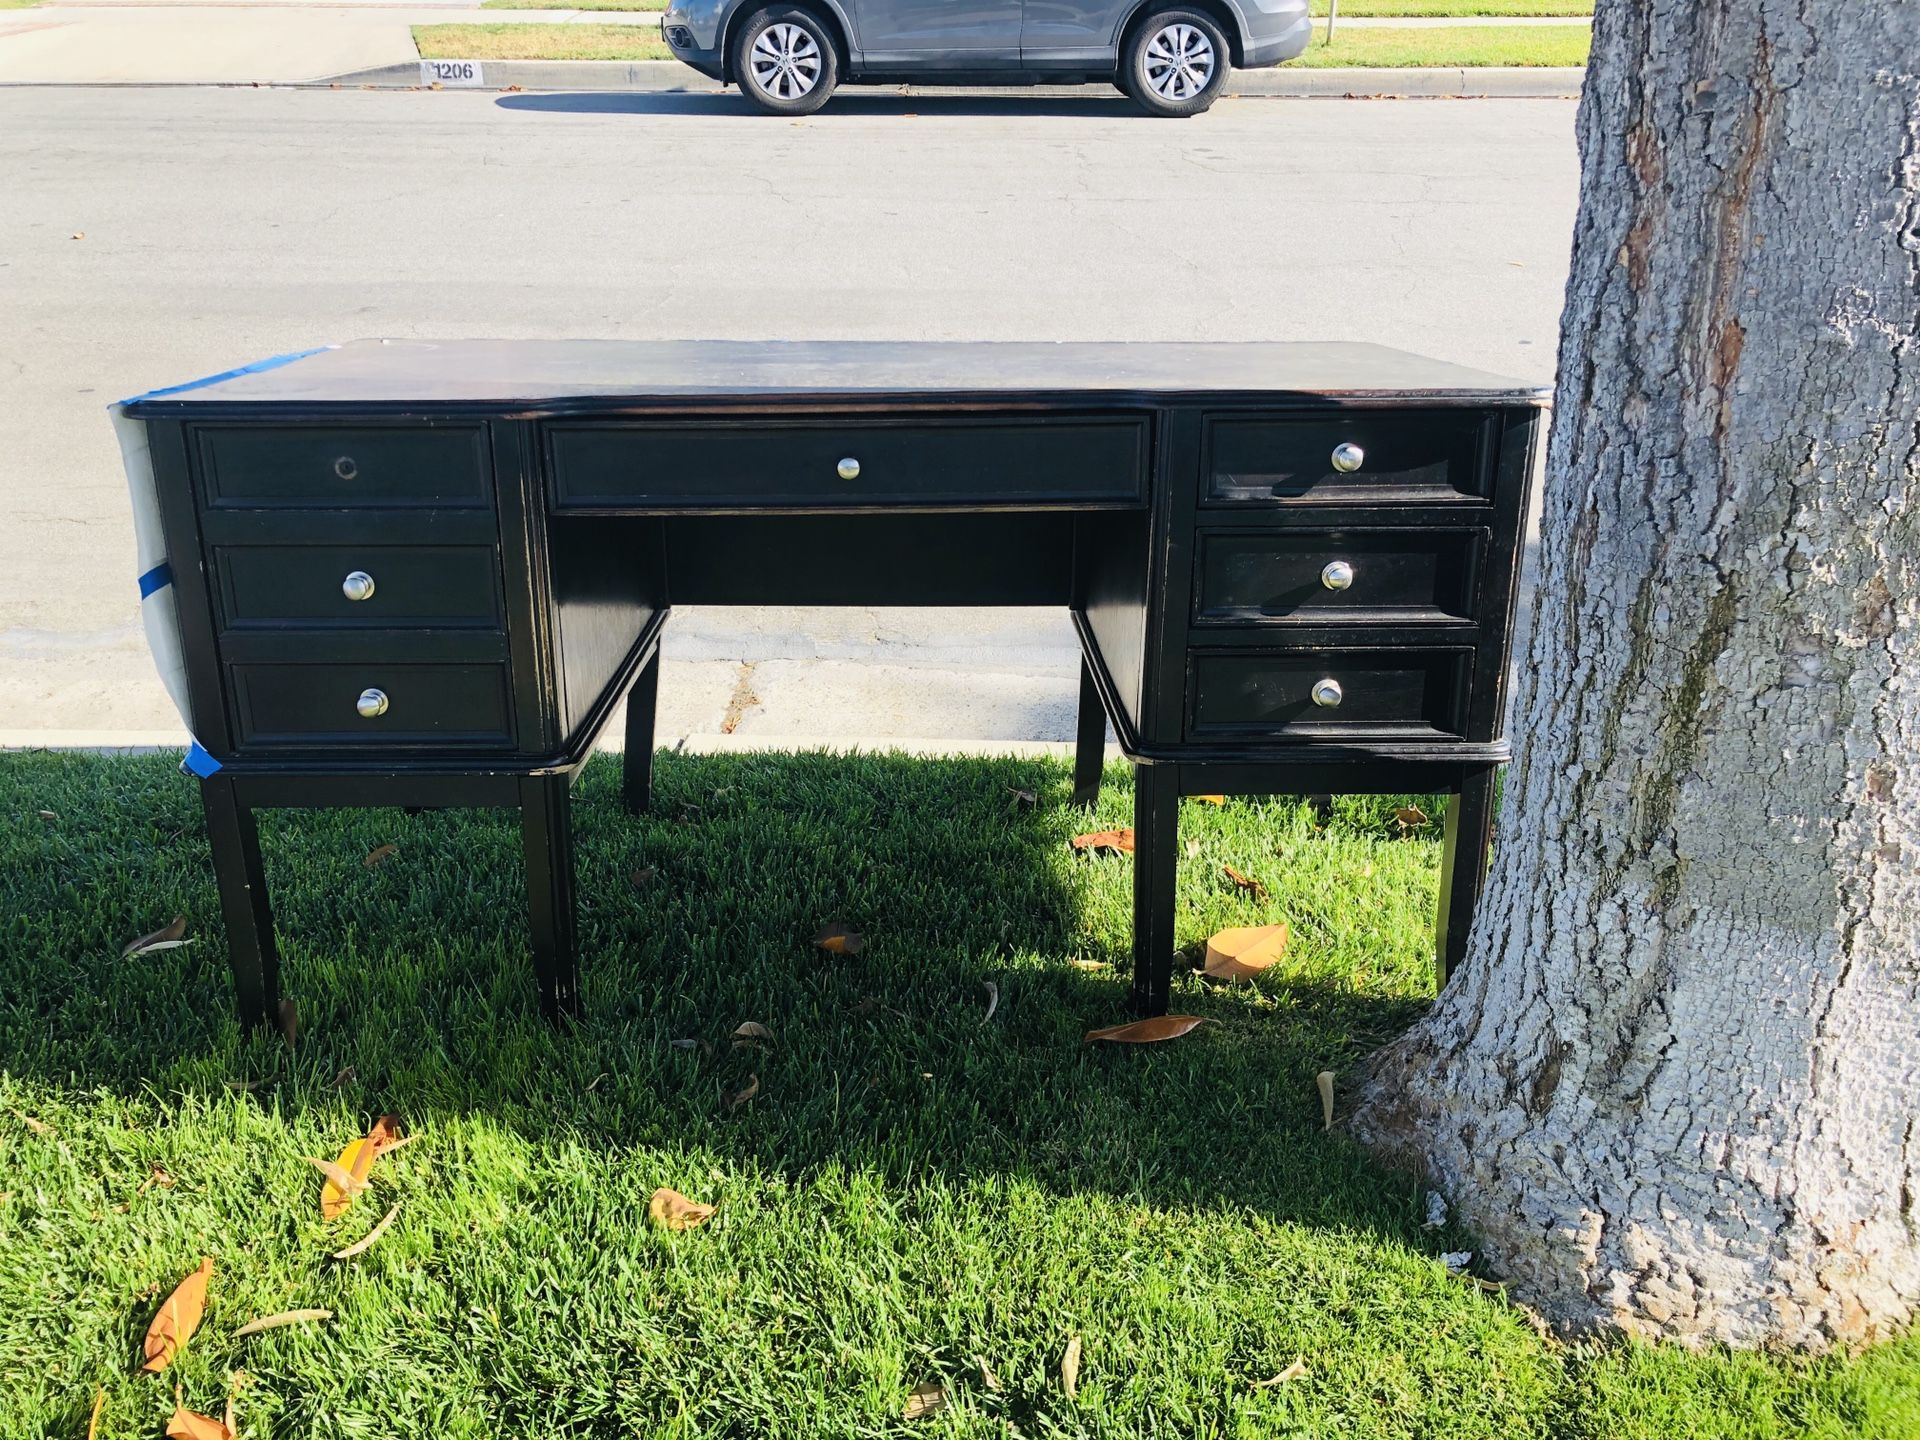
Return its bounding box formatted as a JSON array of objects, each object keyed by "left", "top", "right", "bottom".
[
  {"left": 1120, "top": 7, "right": 1229, "bottom": 117},
  {"left": 733, "top": 6, "right": 838, "bottom": 116}
]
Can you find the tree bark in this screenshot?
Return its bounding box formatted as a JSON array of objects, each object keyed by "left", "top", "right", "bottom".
[{"left": 1348, "top": 2, "right": 1920, "bottom": 1349}]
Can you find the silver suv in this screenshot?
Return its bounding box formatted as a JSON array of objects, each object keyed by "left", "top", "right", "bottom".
[{"left": 660, "top": 0, "right": 1310, "bottom": 117}]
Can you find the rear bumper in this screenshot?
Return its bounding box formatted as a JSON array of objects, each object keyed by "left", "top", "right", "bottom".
[
  {"left": 660, "top": 0, "right": 727, "bottom": 78},
  {"left": 1241, "top": 5, "right": 1311, "bottom": 69}
]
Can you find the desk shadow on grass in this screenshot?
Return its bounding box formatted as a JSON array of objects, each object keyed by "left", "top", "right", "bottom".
[{"left": 0, "top": 747, "right": 1434, "bottom": 1236}]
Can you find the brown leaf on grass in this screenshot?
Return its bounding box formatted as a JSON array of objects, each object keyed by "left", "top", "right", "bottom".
[
  {"left": 731, "top": 1021, "right": 775, "bottom": 1049},
  {"left": 977, "top": 1357, "right": 1002, "bottom": 1392},
  {"left": 1194, "top": 794, "right": 1226, "bottom": 806},
  {"left": 330, "top": 1067, "right": 356, "bottom": 1089},
  {"left": 1316, "top": 1071, "right": 1335, "bottom": 1131},
  {"left": 19, "top": 1114, "right": 51, "bottom": 1136},
  {"left": 813, "top": 923, "right": 866, "bottom": 956},
  {"left": 313, "top": 1115, "right": 400, "bottom": 1220},
  {"left": 1220, "top": 864, "right": 1271, "bottom": 903},
  {"left": 332, "top": 1201, "right": 401, "bottom": 1259},
  {"left": 276, "top": 996, "right": 299, "bottom": 1048},
  {"left": 86, "top": 1387, "right": 105, "bottom": 1440},
  {"left": 37, "top": 809, "right": 57, "bottom": 820},
  {"left": 1202, "top": 923, "right": 1289, "bottom": 982},
  {"left": 1083, "top": 1016, "right": 1208, "bottom": 1045},
  {"left": 1006, "top": 785, "right": 1038, "bottom": 809},
  {"left": 1070, "top": 828, "right": 1134, "bottom": 854},
  {"left": 648, "top": 1187, "right": 716, "bottom": 1231},
  {"left": 1252, "top": 1358, "right": 1308, "bottom": 1387},
  {"left": 1068, "top": 958, "right": 1109, "bottom": 972},
  {"left": 148, "top": 1164, "right": 177, "bottom": 1190},
  {"left": 1394, "top": 806, "right": 1429, "bottom": 830},
  {"left": 231, "top": 1308, "right": 331, "bottom": 1339},
  {"left": 903, "top": 1381, "right": 947, "bottom": 1419},
  {"left": 981, "top": 981, "right": 999, "bottom": 1025},
  {"left": 123, "top": 915, "right": 188, "bottom": 957},
  {"left": 629, "top": 865, "right": 657, "bottom": 888},
  {"left": 1061, "top": 1334, "right": 1082, "bottom": 1398},
  {"left": 1185, "top": 838, "right": 1202, "bottom": 858},
  {"left": 363, "top": 843, "right": 397, "bottom": 868},
  {"left": 142, "top": 1256, "right": 213, "bottom": 1372},
  {"left": 224, "top": 1078, "right": 264, "bottom": 1094},
  {"left": 165, "top": 1407, "right": 232, "bottom": 1440},
  {"left": 727, "top": 1074, "right": 760, "bottom": 1112}
]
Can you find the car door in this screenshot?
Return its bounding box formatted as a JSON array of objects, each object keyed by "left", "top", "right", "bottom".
[
  {"left": 1021, "top": 0, "right": 1140, "bottom": 67},
  {"left": 849, "top": 0, "right": 1024, "bottom": 68}
]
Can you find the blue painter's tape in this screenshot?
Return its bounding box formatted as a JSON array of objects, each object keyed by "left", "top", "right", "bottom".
[
  {"left": 182, "top": 741, "right": 223, "bottom": 778},
  {"left": 137, "top": 561, "right": 173, "bottom": 599},
  {"left": 118, "top": 346, "right": 331, "bottom": 407}
]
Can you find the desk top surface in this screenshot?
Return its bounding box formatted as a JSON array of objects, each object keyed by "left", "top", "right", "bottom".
[{"left": 125, "top": 339, "right": 1550, "bottom": 413}]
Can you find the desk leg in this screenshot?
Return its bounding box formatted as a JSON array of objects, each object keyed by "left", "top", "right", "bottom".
[
  {"left": 520, "top": 774, "right": 581, "bottom": 1021},
  {"left": 201, "top": 776, "right": 280, "bottom": 1031},
  {"left": 1435, "top": 765, "right": 1497, "bottom": 989},
  {"left": 622, "top": 647, "right": 661, "bottom": 816},
  {"left": 1072, "top": 657, "right": 1107, "bottom": 808},
  {"left": 1129, "top": 763, "right": 1180, "bottom": 1017}
]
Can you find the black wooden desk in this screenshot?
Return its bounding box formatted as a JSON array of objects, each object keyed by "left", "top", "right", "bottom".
[{"left": 122, "top": 340, "right": 1545, "bottom": 1026}]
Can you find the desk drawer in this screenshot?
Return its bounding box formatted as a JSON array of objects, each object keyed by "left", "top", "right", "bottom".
[
  {"left": 1188, "top": 649, "right": 1468, "bottom": 741},
  {"left": 214, "top": 545, "right": 503, "bottom": 629},
  {"left": 1204, "top": 411, "right": 1491, "bottom": 505},
  {"left": 547, "top": 416, "right": 1148, "bottom": 510},
  {"left": 1192, "top": 529, "right": 1481, "bottom": 626},
  {"left": 197, "top": 424, "right": 491, "bottom": 507},
  {"left": 230, "top": 662, "right": 513, "bottom": 749}
]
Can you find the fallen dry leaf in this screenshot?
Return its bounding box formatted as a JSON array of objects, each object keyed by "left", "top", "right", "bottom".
[
  {"left": 1185, "top": 838, "right": 1202, "bottom": 858},
  {"left": 1062, "top": 1334, "right": 1082, "bottom": 1398},
  {"left": 629, "top": 865, "right": 657, "bottom": 888},
  {"left": 1394, "top": 806, "right": 1429, "bottom": 830},
  {"left": 148, "top": 1164, "right": 177, "bottom": 1190},
  {"left": 123, "top": 915, "right": 188, "bottom": 957},
  {"left": 813, "top": 922, "right": 866, "bottom": 956},
  {"left": 19, "top": 1114, "right": 51, "bottom": 1136},
  {"left": 1467, "top": 1275, "right": 1509, "bottom": 1293},
  {"left": 313, "top": 1113, "right": 402, "bottom": 1219},
  {"left": 1006, "top": 785, "right": 1038, "bottom": 809},
  {"left": 276, "top": 996, "right": 299, "bottom": 1048},
  {"left": 1083, "top": 1015, "right": 1208, "bottom": 1045},
  {"left": 1068, "top": 958, "right": 1109, "bottom": 972},
  {"left": 1252, "top": 1358, "right": 1308, "bottom": 1387},
  {"left": 1220, "top": 864, "right": 1271, "bottom": 903},
  {"left": 1316, "top": 1071, "right": 1335, "bottom": 1131},
  {"left": 731, "top": 1021, "right": 775, "bottom": 1049},
  {"left": 1070, "top": 828, "right": 1134, "bottom": 854},
  {"left": 977, "top": 1356, "right": 1002, "bottom": 1392},
  {"left": 332, "top": 1201, "right": 401, "bottom": 1260},
  {"left": 232, "top": 1308, "right": 331, "bottom": 1339},
  {"left": 331, "top": 1067, "right": 356, "bottom": 1089},
  {"left": 1194, "top": 794, "right": 1226, "bottom": 806},
  {"left": 982, "top": 980, "right": 1000, "bottom": 1025},
  {"left": 903, "top": 1381, "right": 947, "bottom": 1420},
  {"left": 164, "top": 1407, "right": 231, "bottom": 1440},
  {"left": 86, "top": 1388, "right": 104, "bottom": 1440},
  {"left": 363, "top": 843, "right": 397, "bottom": 868},
  {"left": 648, "top": 1187, "right": 716, "bottom": 1231},
  {"left": 142, "top": 1256, "right": 213, "bottom": 1372},
  {"left": 1202, "top": 923, "right": 1289, "bottom": 982},
  {"left": 727, "top": 1074, "right": 760, "bottom": 1112},
  {"left": 669, "top": 1037, "right": 703, "bottom": 1052}
]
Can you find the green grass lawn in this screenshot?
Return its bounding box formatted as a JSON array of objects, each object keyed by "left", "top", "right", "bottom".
[
  {"left": 414, "top": 21, "right": 1586, "bottom": 66},
  {"left": 2, "top": 749, "right": 1914, "bottom": 1437}
]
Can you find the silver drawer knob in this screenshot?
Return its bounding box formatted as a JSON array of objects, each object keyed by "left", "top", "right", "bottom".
[
  {"left": 334, "top": 455, "right": 359, "bottom": 481},
  {"left": 836, "top": 456, "right": 861, "bottom": 481},
  {"left": 1310, "top": 678, "right": 1344, "bottom": 708},
  {"left": 1320, "top": 560, "right": 1355, "bottom": 591},
  {"left": 341, "top": 570, "right": 376, "bottom": 602},
  {"left": 1330, "top": 442, "right": 1365, "bottom": 473},
  {"left": 355, "top": 687, "right": 389, "bottom": 719}
]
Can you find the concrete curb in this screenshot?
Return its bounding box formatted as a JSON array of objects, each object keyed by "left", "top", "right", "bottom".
[{"left": 320, "top": 59, "right": 1583, "bottom": 98}]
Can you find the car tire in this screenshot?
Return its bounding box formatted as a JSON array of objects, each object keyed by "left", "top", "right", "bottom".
[
  {"left": 733, "top": 6, "right": 839, "bottom": 116},
  {"left": 1119, "top": 7, "right": 1230, "bottom": 117}
]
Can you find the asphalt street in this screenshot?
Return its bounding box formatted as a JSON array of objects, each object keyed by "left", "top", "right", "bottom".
[{"left": 0, "top": 87, "right": 1578, "bottom": 746}]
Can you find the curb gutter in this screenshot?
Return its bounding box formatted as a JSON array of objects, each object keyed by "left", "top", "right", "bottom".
[{"left": 320, "top": 60, "right": 1584, "bottom": 98}]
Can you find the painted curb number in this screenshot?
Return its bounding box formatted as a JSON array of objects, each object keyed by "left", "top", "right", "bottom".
[{"left": 421, "top": 59, "right": 485, "bottom": 87}]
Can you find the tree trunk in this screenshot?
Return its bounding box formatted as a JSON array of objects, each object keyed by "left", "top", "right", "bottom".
[{"left": 1348, "top": 2, "right": 1920, "bottom": 1350}]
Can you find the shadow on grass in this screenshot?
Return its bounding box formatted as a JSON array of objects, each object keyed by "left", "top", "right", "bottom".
[{"left": 0, "top": 747, "right": 1438, "bottom": 1240}]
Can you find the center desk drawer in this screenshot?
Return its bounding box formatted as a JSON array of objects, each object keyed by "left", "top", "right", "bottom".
[
  {"left": 230, "top": 663, "right": 514, "bottom": 749},
  {"left": 1188, "top": 649, "right": 1469, "bottom": 741},
  {"left": 213, "top": 545, "right": 503, "bottom": 629},
  {"left": 547, "top": 417, "right": 1149, "bottom": 510}
]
